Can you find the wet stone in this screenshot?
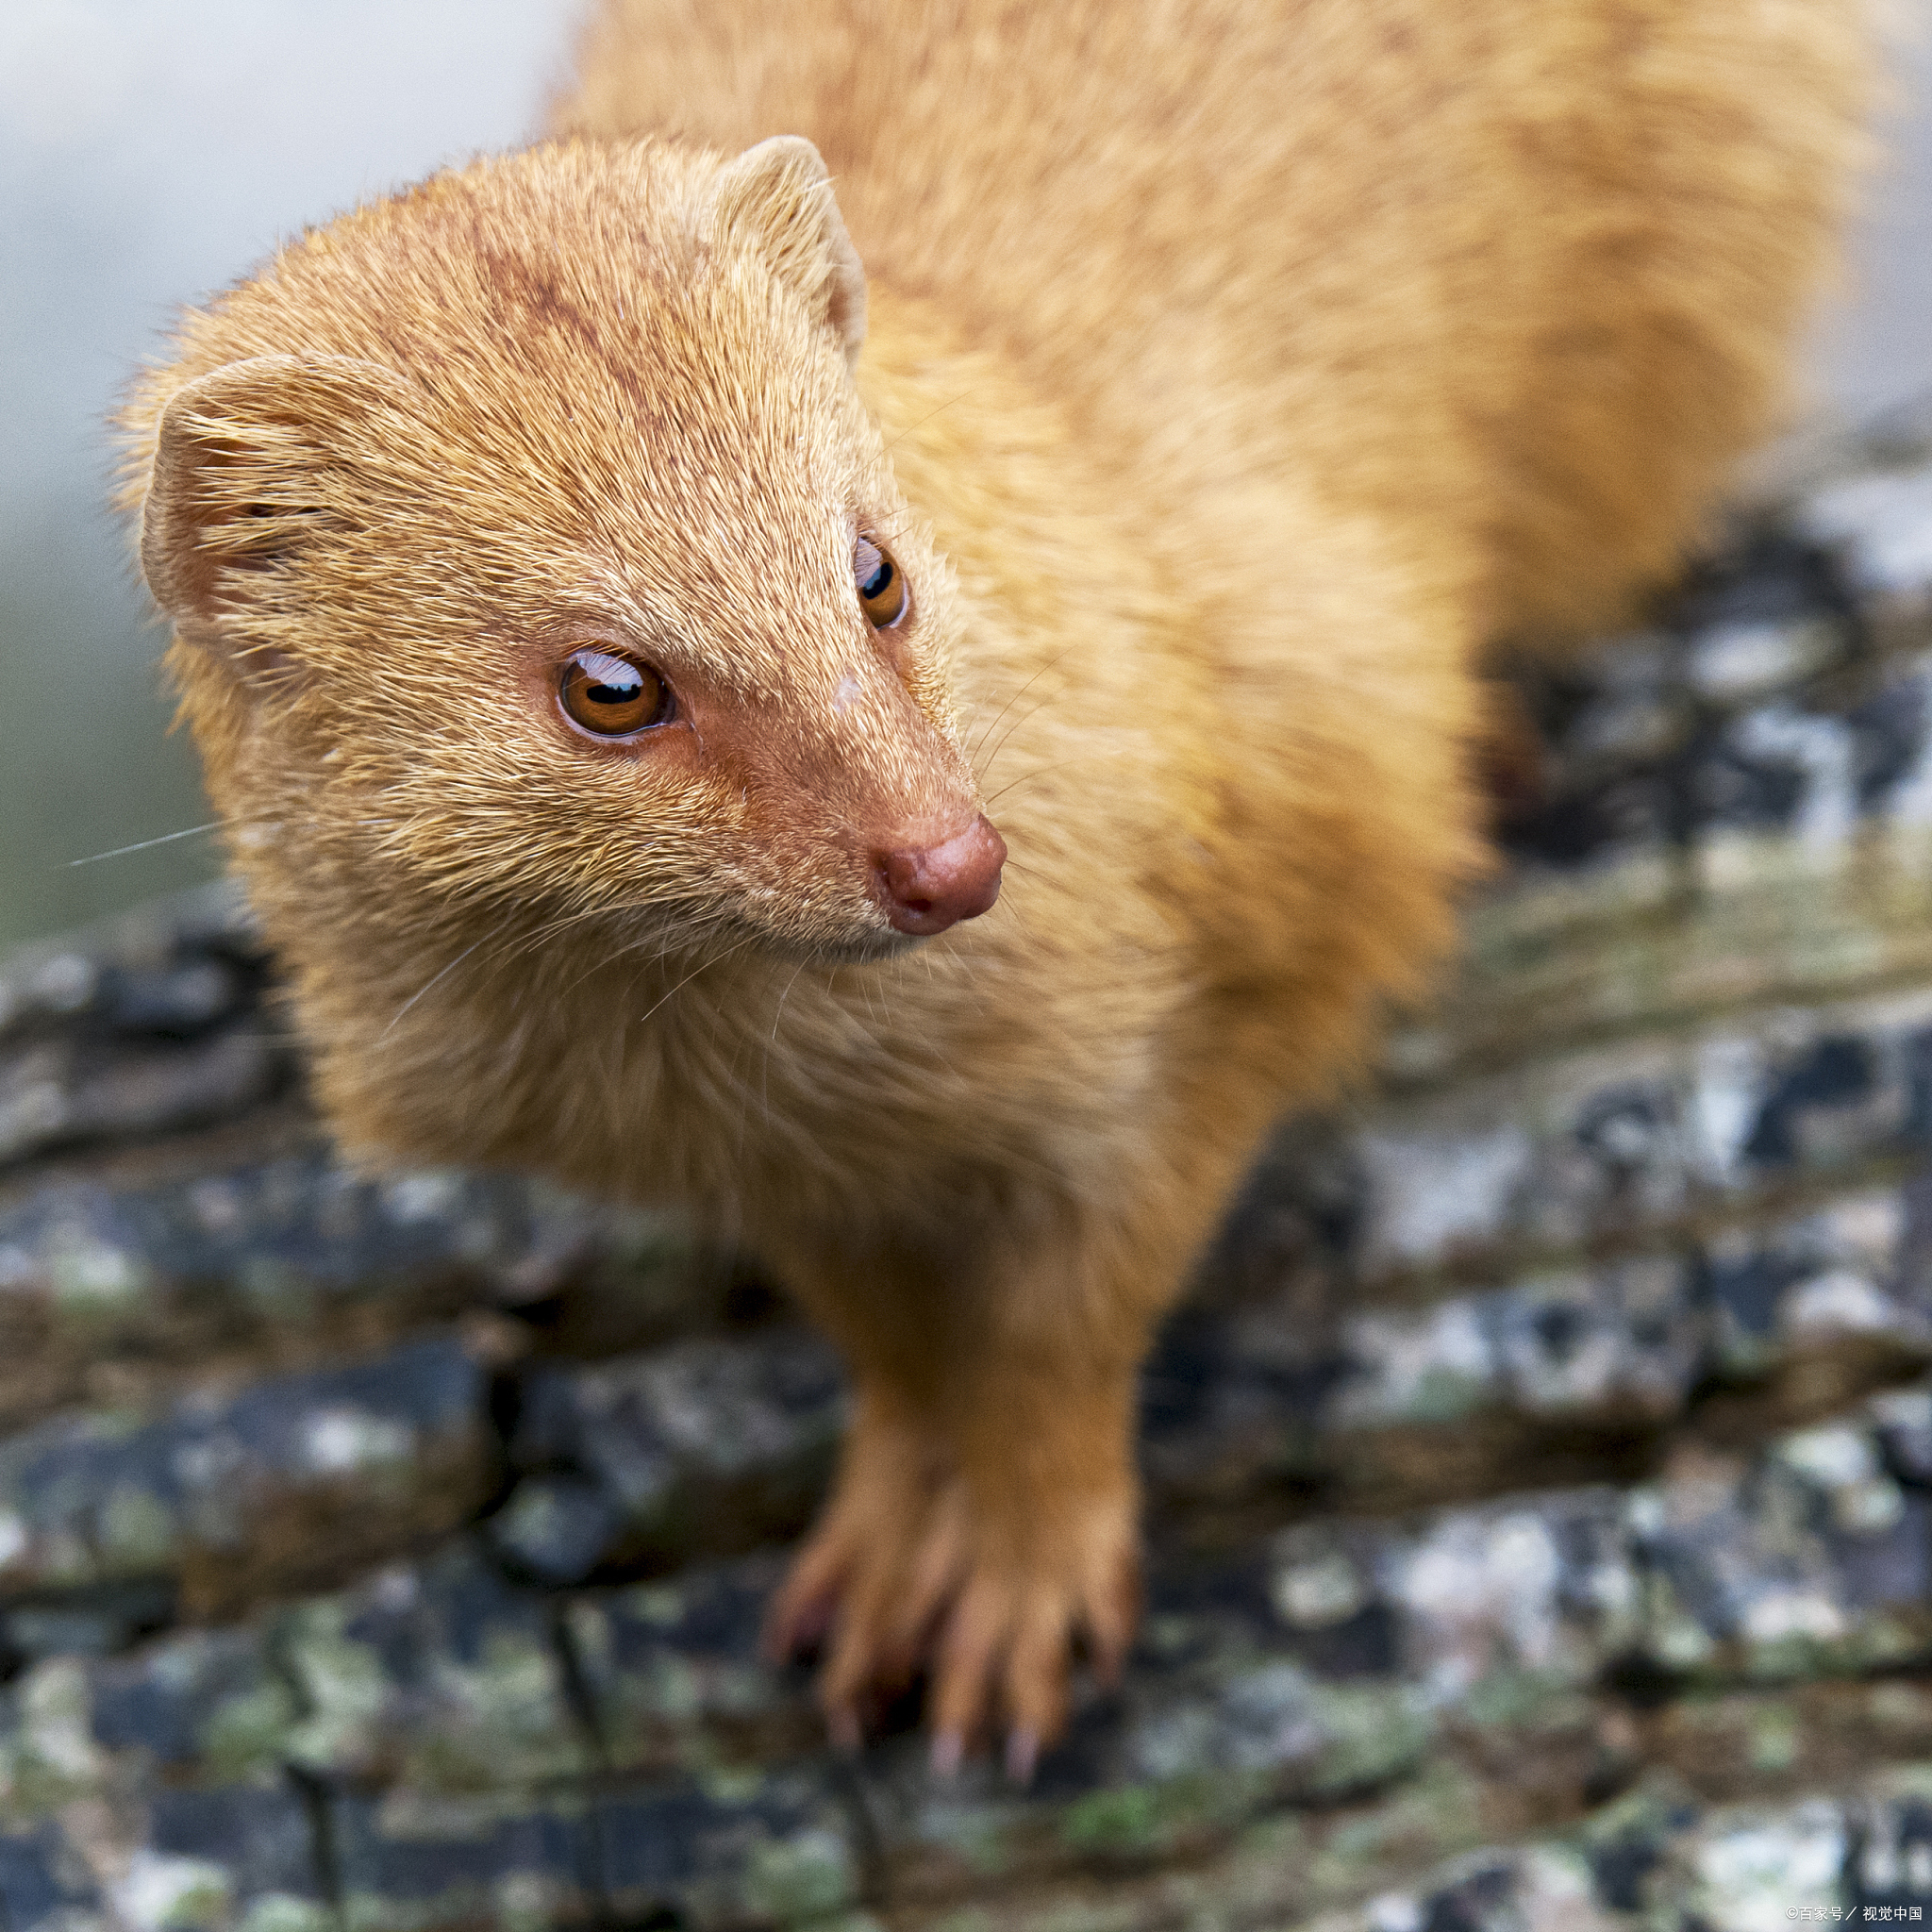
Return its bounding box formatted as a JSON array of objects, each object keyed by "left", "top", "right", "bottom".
[
  {"left": 1325, "top": 1257, "right": 1704, "bottom": 1437},
  {"left": 0, "top": 1333, "right": 494, "bottom": 1615},
  {"left": 1631, "top": 1415, "right": 1932, "bottom": 1683},
  {"left": 0, "top": 1615, "right": 294, "bottom": 1822},
  {"left": 1151, "top": 1178, "right": 1932, "bottom": 1516},
  {"left": 0, "top": 1815, "right": 108, "bottom": 1932},
  {"left": 275, "top": 1538, "right": 593, "bottom": 1793},
  {"left": 118, "top": 1783, "right": 332, "bottom": 1932},
  {"left": 496, "top": 1329, "right": 847, "bottom": 1581},
  {"left": 1321, "top": 992, "right": 1932, "bottom": 1292},
  {"left": 1349, "top": 1843, "right": 1616, "bottom": 1932},
  {"left": 0, "top": 1028, "right": 291, "bottom": 1174},
  {"left": 1799, "top": 463, "right": 1932, "bottom": 631},
  {"left": 1688, "top": 615, "right": 1844, "bottom": 707},
  {"left": 332, "top": 1788, "right": 600, "bottom": 1932},
  {"left": 0, "top": 1150, "right": 719, "bottom": 1434},
  {"left": 564, "top": 1550, "right": 820, "bottom": 1775},
  {"left": 0, "top": 884, "right": 260, "bottom": 1047},
  {"left": 592, "top": 1770, "right": 859, "bottom": 1930}
]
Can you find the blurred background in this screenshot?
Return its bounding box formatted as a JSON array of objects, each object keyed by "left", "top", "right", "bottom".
[{"left": 0, "top": 0, "right": 1927, "bottom": 953}]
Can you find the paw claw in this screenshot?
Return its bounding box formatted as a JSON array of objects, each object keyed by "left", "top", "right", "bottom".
[
  {"left": 773, "top": 1418, "right": 1140, "bottom": 1774},
  {"left": 929, "top": 1727, "right": 965, "bottom": 1780},
  {"left": 764, "top": 1598, "right": 828, "bottom": 1663}
]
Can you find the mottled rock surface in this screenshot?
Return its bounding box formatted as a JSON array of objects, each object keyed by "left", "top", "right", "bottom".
[{"left": 6, "top": 443, "right": 1932, "bottom": 1927}]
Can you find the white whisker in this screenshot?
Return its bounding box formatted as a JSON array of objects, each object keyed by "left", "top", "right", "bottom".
[
  {"left": 380, "top": 936, "right": 490, "bottom": 1041},
  {"left": 68, "top": 822, "right": 223, "bottom": 866}
]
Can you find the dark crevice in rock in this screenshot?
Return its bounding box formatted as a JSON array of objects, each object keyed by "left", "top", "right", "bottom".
[
  {"left": 287, "top": 1763, "right": 347, "bottom": 1930},
  {"left": 550, "top": 1592, "right": 615, "bottom": 1774},
  {"left": 1601, "top": 1649, "right": 1689, "bottom": 1712},
  {"left": 0, "top": 1576, "right": 178, "bottom": 1677},
  {"left": 823, "top": 1748, "right": 891, "bottom": 1912}
]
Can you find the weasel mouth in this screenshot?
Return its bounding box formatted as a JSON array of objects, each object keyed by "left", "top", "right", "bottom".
[{"left": 871, "top": 813, "right": 1008, "bottom": 936}]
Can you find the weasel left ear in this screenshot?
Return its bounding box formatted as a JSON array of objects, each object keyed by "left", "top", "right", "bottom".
[
  {"left": 709, "top": 135, "right": 867, "bottom": 370},
  {"left": 139, "top": 353, "right": 415, "bottom": 644}
]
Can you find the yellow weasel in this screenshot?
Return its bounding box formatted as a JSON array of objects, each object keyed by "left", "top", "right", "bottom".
[{"left": 123, "top": 0, "right": 1868, "bottom": 1776}]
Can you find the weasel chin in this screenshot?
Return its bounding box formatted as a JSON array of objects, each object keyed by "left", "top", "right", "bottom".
[{"left": 789, "top": 923, "right": 927, "bottom": 968}]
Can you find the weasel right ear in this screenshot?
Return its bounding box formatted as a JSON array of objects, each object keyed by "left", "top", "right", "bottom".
[
  {"left": 139, "top": 353, "right": 415, "bottom": 643},
  {"left": 708, "top": 136, "right": 868, "bottom": 370}
]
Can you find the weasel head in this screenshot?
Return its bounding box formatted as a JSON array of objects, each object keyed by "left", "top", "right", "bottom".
[{"left": 123, "top": 137, "right": 1001, "bottom": 970}]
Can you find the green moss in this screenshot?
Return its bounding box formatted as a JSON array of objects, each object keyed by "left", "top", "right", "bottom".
[
  {"left": 279, "top": 1607, "right": 389, "bottom": 1777},
  {"left": 1058, "top": 1772, "right": 1258, "bottom": 1861},
  {"left": 1298, "top": 1684, "right": 1434, "bottom": 1798},
  {"left": 0, "top": 1659, "right": 106, "bottom": 1818},
  {"left": 1457, "top": 1671, "right": 1591, "bottom": 1734},
  {"left": 199, "top": 1678, "right": 301, "bottom": 1786},
  {"left": 1059, "top": 1783, "right": 1164, "bottom": 1857},
  {"left": 99, "top": 1481, "right": 179, "bottom": 1571},
  {"left": 1748, "top": 1703, "right": 1801, "bottom": 1774},
  {"left": 48, "top": 1238, "right": 150, "bottom": 1314},
  {"left": 236, "top": 1899, "right": 337, "bottom": 1932},
  {"left": 1302, "top": 1764, "right": 1488, "bottom": 1903},
  {"left": 740, "top": 1826, "right": 859, "bottom": 1924}
]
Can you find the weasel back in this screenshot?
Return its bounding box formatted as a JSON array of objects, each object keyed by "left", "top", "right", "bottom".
[{"left": 558, "top": 0, "right": 1871, "bottom": 640}]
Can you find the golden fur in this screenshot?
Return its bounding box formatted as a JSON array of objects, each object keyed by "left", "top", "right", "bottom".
[{"left": 121, "top": 0, "right": 1868, "bottom": 1771}]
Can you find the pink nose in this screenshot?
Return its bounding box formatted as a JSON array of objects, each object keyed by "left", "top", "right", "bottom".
[{"left": 874, "top": 814, "right": 1008, "bottom": 935}]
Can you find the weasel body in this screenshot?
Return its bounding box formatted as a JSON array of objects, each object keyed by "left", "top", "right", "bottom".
[{"left": 124, "top": 0, "right": 1868, "bottom": 1769}]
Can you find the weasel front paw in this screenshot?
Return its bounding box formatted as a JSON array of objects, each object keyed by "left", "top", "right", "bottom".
[
  {"left": 916, "top": 1479, "right": 1140, "bottom": 1781},
  {"left": 767, "top": 1424, "right": 1139, "bottom": 1776},
  {"left": 762, "top": 1407, "right": 944, "bottom": 1743}
]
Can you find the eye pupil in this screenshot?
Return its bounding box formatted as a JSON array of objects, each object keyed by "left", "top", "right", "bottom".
[
  {"left": 859, "top": 558, "right": 891, "bottom": 599},
  {"left": 558, "top": 647, "right": 670, "bottom": 737},
  {"left": 586, "top": 671, "right": 638, "bottom": 705}
]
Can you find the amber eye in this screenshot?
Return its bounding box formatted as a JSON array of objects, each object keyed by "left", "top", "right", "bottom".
[
  {"left": 854, "top": 535, "right": 908, "bottom": 628},
  {"left": 558, "top": 647, "right": 673, "bottom": 737}
]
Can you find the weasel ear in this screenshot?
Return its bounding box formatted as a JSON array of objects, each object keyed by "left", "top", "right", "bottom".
[
  {"left": 139, "top": 353, "right": 414, "bottom": 639},
  {"left": 709, "top": 135, "right": 867, "bottom": 370}
]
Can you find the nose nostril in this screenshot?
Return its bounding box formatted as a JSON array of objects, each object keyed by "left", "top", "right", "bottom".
[{"left": 873, "top": 813, "right": 1007, "bottom": 936}]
